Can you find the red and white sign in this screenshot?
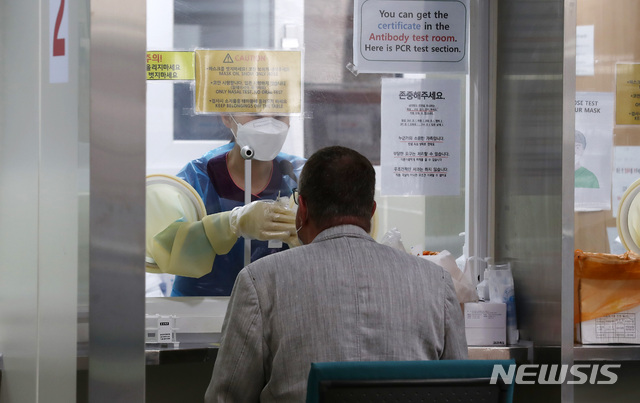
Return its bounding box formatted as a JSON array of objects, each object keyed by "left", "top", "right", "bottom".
[{"left": 50, "top": 0, "right": 68, "bottom": 83}]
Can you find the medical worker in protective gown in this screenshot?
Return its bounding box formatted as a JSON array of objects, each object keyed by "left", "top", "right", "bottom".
[{"left": 147, "top": 114, "right": 305, "bottom": 296}]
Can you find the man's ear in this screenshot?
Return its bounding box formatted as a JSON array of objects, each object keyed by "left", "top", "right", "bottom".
[
  {"left": 371, "top": 201, "right": 377, "bottom": 218},
  {"left": 298, "top": 195, "right": 308, "bottom": 220}
]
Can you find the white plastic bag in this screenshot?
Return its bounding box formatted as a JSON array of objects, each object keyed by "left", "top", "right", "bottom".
[
  {"left": 421, "top": 250, "right": 478, "bottom": 304},
  {"left": 379, "top": 228, "right": 407, "bottom": 253}
]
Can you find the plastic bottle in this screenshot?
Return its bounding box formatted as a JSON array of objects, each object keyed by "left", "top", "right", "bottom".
[{"left": 476, "top": 269, "right": 490, "bottom": 301}]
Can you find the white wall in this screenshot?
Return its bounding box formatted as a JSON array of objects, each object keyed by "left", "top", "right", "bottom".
[{"left": 0, "top": 0, "right": 79, "bottom": 401}]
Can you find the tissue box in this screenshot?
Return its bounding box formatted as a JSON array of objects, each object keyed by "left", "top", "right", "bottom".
[
  {"left": 464, "top": 302, "right": 506, "bottom": 346},
  {"left": 579, "top": 305, "right": 640, "bottom": 344}
]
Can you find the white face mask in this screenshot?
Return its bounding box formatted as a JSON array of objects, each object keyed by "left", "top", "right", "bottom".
[{"left": 231, "top": 116, "right": 289, "bottom": 161}]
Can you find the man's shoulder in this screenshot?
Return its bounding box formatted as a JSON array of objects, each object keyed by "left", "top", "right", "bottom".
[
  {"left": 244, "top": 234, "right": 446, "bottom": 278},
  {"left": 326, "top": 231, "right": 447, "bottom": 276},
  {"left": 377, "top": 243, "right": 446, "bottom": 269},
  {"left": 244, "top": 246, "right": 301, "bottom": 275}
]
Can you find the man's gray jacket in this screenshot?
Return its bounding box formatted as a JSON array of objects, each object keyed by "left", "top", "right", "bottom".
[{"left": 205, "top": 224, "right": 468, "bottom": 402}]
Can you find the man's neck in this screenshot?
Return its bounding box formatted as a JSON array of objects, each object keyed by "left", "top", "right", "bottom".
[{"left": 304, "top": 216, "right": 371, "bottom": 243}]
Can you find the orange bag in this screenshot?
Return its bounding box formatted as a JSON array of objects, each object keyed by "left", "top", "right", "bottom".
[{"left": 574, "top": 249, "right": 640, "bottom": 324}]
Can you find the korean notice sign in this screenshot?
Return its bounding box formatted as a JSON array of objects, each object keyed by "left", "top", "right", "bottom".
[
  {"left": 194, "top": 50, "right": 301, "bottom": 114},
  {"left": 616, "top": 63, "right": 640, "bottom": 125},
  {"left": 381, "top": 78, "right": 462, "bottom": 196},
  {"left": 146, "top": 51, "right": 195, "bottom": 80}
]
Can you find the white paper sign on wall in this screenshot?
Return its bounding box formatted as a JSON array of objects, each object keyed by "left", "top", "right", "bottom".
[{"left": 380, "top": 77, "right": 462, "bottom": 196}]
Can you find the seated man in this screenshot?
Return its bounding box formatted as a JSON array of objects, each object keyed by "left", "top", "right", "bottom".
[{"left": 205, "top": 146, "right": 468, "bottom": 403}]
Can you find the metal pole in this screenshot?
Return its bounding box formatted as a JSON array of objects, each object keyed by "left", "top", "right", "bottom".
[{"left": 244, "top": 158, "right": 252, "bottom": 266}]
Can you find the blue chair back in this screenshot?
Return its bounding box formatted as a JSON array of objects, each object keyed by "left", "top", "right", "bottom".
[{"left": 306, "top": 359, "right": 515, "bottom": 403}]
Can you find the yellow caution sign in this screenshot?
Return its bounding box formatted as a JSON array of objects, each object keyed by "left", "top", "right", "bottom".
[
  {"left": 195, "top": 50, "right": 301, "bottom": 114},
  {"left": 146, "top": 51, "right": 195, "bottom": 80},
  {"left": 616, "top": 63, "right": 640, "bottom": 125}
]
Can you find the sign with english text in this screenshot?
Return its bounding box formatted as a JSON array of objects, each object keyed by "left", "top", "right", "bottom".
[
  {"left": 194, "top": 50, "right": 301, "bottom": 114},
  {"left": 353, "top": 0, "right": 468, "bottom": 74}
]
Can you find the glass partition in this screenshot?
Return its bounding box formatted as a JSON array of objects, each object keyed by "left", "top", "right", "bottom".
[
  {"left": 574, "top": 0, "right": 640, "bottom": 255},
  {"left": 572, "top": 3, "right": 640, "bottom": 401},
  {"left": 146, "top": 0, "right": 473, "bottom": 303}
]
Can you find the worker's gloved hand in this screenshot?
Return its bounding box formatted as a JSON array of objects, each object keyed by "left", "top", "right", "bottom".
[
  {"left": 229, "top": 200, "right": 296, "bottom": 241},
  {"left": 282, "top": 196, "right": 301, "bottom": 248}
]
